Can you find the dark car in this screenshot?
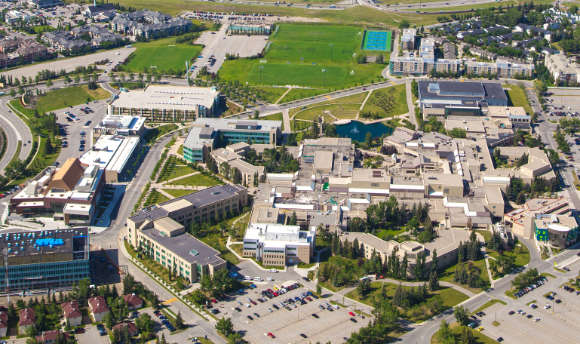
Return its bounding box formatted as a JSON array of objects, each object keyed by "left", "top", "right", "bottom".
[
  {"left": 497, "top": 337, "right": 504, "bottom": 342},
  {"left": 508, "top": 310, "right": 515, "bottom": 315},
  {"left": 312, "top": 313, "right": 319, "bottom": 318},
  {"left": 96, "top": 324, "right": 106, "bottom": 336},
  {"left": 211, "top": 308, "right": 220, "bottom": 314},
  {"left": 247, "top": 315, "right": 253, "bottom": 320},
  {"left": 300, "top": 333, "right": 308, "bottom": 338}
]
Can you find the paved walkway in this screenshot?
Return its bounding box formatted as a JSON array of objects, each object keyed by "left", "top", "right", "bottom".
[
  {"left": 405, "top": 79, "right": 417, "bottom": 128},
  {"left": 282, "top": 109, "right": 291, "bottom": 133}
]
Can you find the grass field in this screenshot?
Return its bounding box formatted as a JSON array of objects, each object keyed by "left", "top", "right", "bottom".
[
  {"left": 504, "top": 84, "right": 533, "bottom": 115},
  {"left": 169, "top": 173, "right": 223, "bottom": 187},
  {"left": 32, "top": 85, "right": 109, "bottom": 113},
  {"left": 157, "top": 156, "right": 197, "bottom": 182},
  {"left": 346, "top": 282, "right": 468, "bottom": 322},
  {"left": 252, "top": 86, "right": 289, "bottom": 103},
  {"left": 431, "top": 323, "right": 496, "bottom": 344},
  {"left": 220, "top": 23, "right": 384, "bottom": 88},
  {"left": 120, "top": 35, "right": 203, "bottom": 74},
  {"left": 291, "top": 92, "right": 367, "bottom": 125},
  {"left": 361, "top": 84, "right": 407, "bottom": 118},
  {"left": 280, "top": 87, "right": 330, "bottom": 103},
  {"left": 143, "top": 189, "right": 170, "bottom": 207},
  {"left": 163, "top": 188, "right": 195, "bottom": 198},
  {"left": 440, "top": 259, "right": 490, "bottom": 293}
]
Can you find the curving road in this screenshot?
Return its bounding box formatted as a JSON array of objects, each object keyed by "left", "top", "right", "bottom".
[{"left": 0, "top": 97, "right": 34, "bottom": 174}]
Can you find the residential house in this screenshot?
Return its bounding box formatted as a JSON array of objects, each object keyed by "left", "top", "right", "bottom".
[
  {"left": 88, "top": 296, "right": 110, "bottom": 322},
  {"left": 62, "top": 301, "right": 82, "bottom": 327}
]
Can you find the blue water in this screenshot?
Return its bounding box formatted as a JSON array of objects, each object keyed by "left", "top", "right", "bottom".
[{"left": 335, "top": 120, "right": 393, "bottom": 142}]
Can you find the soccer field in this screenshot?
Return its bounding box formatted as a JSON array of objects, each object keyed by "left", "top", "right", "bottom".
[
  {"left": 120, "top": 35, "right": 203, "bottom": 74},
  {"left": 219, "top": 23, "right": 384, "bottom": 88},
  {"left": 362, "top": 30, "right": 392, "bottom": 52}
]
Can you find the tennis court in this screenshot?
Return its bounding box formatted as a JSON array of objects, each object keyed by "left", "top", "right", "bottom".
[{"left": 362, "top": 30, "right": 392, "bottom": 52}]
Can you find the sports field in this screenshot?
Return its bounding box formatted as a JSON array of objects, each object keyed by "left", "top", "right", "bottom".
[
  {"left": 120, "top": 35, "right": 203, "bottom": 74},
  {"left": 362, "top": 30, "right": 392, "bottom": 52},
  {"left": 219, "top": 24, "right": 384, "bottom": 88}
]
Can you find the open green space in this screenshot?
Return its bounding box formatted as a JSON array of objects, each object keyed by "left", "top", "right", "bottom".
[
  {"left": 220, "top": 23, "right": 384, "bottom": 88},
  {"left": 157, "top": 155, "right": 197, "bottom": 182},
  {"left": 162, "top": 188, "right": 196, "bottom": 198},
  {"left": 487, "top": 242, "right": 530, "bottom": 267},
  {"left": 169, "top": 173, "right": 223, "bottom": 187},
  {"left": 504, "top": 84, "right": 533, "bottom": 115},
  {"left": 291, "top": 92, "right": 368, "bottom": 123},
  {"left": 261, "top": 112, "right": 284, "bottom": 131},
  {"left": 195, "top": 212, "right": 250, "bottom": 264},
  {"left": 143, "top": 189, "right": 170, "bottom": 207},
  {"left": 361, "top": 84, "right": 407, "bottom": 119},
  {"left": 346, "top": 282, "right": 468, "bottom": 322},
  {"left": 120, "top": 35, "right": 203, "bottom": 74},
  {"left": 252, "top": 86, "right": 289, "bottom": 103},
  {"left": 432, "top": 322, "right": 497, "bottom": 344},
  {"left": 30, "top": 85, "right": 109, "bottom": 114},
  {"left": 280, "top": 87, "right": 330, "bottom": 103},
  {"left": 440, "top": 259, "right": 490, "bottom": 293}
]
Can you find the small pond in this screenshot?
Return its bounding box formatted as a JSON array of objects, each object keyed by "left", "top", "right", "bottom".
[{"left": 335, "top": 120, "right": 393, "bottom": 142}]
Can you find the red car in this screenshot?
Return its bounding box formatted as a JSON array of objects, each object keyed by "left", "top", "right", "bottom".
[
  {"left": 266, "top": 332, "right": 275, "bottom": 338},
  {"left": 348, "top": 311, "right": 356, "bottom": 317},
  {"left": 211, "top": 298, "right": 218, "bottom": 303}
]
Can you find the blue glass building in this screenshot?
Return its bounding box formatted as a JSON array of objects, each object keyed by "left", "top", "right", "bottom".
[{"left": 0, "top": 228, "right": 90, "bottom": 292}]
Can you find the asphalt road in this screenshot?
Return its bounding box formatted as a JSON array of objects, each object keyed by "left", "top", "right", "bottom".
[{"left": 0, "top": 97, "right": 34, "bottom": 174}]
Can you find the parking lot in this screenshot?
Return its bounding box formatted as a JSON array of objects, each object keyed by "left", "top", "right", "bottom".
[
  {"left": 56, "top": 99, "right": 109, "bottom": 165},
  {"left": 475, "top": 262, "right": 580, "bottom": 343},
  {"left": 544, "top": 87, "right": 580, "bottom": 118},
  {"left": 212, "top": 279, "right": 370, "bottom": 343}
]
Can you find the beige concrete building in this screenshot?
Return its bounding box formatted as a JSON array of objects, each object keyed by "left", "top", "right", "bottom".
[
  {"left": 127, "top": 185, "right": 247, "bottom": 281},
  {"left": 211, "top": 145, "right": 265, "bottom": 186},
  {"left": 544, "top": 52, "right": 580, "bottom": 84},
  {"left": 494, "top": 147, "right": 555, "bottom": 183},
  {"left": 340, "top": 228, "right": 470, "bottom": 277}
]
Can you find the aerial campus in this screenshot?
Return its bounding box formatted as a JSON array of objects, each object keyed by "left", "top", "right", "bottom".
[{"left": 2, "top": 1, "right": 580, "bottom": 344}]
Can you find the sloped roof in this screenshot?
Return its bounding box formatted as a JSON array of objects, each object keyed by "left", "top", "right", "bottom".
[{"left": 51, "top": 158, "right": 84, "bottom": 191}]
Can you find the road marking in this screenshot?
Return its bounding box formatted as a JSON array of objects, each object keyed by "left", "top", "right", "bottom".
[
  {"left": 325, "top": 95, "right": 332, "bottom": 99},
  {"left": 163, "top": 297, "right": 177, "bottom": 305}
]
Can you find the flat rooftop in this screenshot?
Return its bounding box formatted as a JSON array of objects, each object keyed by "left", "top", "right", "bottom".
[
  {"left": 141, "top": 227, "right": 225, "bottom": 266},
  {"left": 130, "top": 184, "right": 245, "bottom": 224},
  {"left": 194, "top": 118, "right": 281, "bottom": 132},
  {"left": 0, "top": 228, "right": 88, "bottom": 265},
  {"left": 111, "top": 85, "right": 220, "bottom": 111}
]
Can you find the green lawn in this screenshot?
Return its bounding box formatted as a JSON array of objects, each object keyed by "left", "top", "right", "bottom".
[
  {"left": 291, "top": 92, "right": 368, "bottom": 122},
  {"left": 440, "top": 259, "right": 490, "bottom": 293},
  {"left": 488, "top": 242, "right": 530, "bottom": 267},
  {"left": 169, "top": 173, "right": 223, "bottom": 187},
  {"left": 280, "top": 87, "right": 330, "bottom": 103},
  {"left": 432, "top": 323, "right": 497, "bottom": 344},
  {"left": 220, "top": 23, "right": 384, "bottom": 88},
  {"left": 505, "top": 84, "right": 533, "bottom": 115},
  {"left": 346, "top": 282, "right": 468, "bottom": 322},
  {"left": 32, "top": 85, "right": 110, "bottom": 113},
  {"left": 252, "top": 86, "right": 289, "bottom": 103},
  {"left": 157, "top": 156, "right": 197, "bottom": 182},
  {"left": 361, "top": 84, "right": 407, "bottom": 118},
  {"left": 120, "top": 35, "right": 203, "bottom": 74},
  {"left": 162, "top": 188, "right": 195, "bottom": 198},
  {"left": 143, "top": 189, "right": 170, "bottom": 207}
]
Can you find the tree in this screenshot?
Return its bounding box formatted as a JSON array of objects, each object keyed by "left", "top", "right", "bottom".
[
  {"left": 289, "top": 211, "right": 297, "bottom": 226},
  {"left": 316, "top": 283, "right": 322, "bottom": 296},
  {"left": 104, "top": 312, "right": 114, "bottom": 330},
  {"left": 175, "top": 312, "right": 185, "bottom": 330},
  {"left": 357, "top": 278, "right": 371, "bottom": 297},
  {"left": 189, "top": 289, "right": 208, "bottom": 305},
  {"left": 454, "top": 305, "right": 469, "bottom": 326},
  {"left": 429, "top": 271, "right": 439, "bottom": 291},
  {"left": 215, "top": 317, "right": 234, "bottom": 336}
]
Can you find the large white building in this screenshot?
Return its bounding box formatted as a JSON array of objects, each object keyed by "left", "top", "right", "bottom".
[
  {"left": 109, "top": 85, "right": 221, "bottom": 121},
  {"left": 80, "top": 135, "right": 140, "bottom": 183},
  {"left": 94, "top": 115, "right": 146, "bottom": 137},
  {"left": 242, "top": 223, "right": 316, "bottom": 266}
]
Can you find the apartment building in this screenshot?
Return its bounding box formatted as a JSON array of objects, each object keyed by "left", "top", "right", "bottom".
[
  {"left": 401, "top": 28, "right": 417, "bottom": 50},
  {"left": 544, "top": 52, "right": 580, "bottom": 84},
  {"left": 127, "top": 185, "right": 247, "bottom": 281},
  {"left": 243, "top": 223, "right": 316, "bottom": 266},
  {"left": 465, "top": 59, "right": 534, "bottom": 78}
]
